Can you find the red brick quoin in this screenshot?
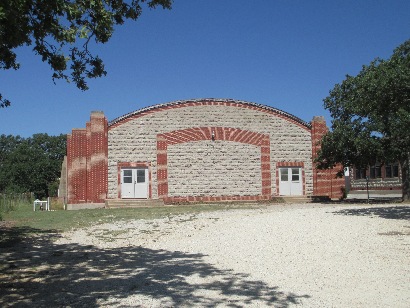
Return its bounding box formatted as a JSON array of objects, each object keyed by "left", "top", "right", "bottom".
[{"left": 157, "top": 126, "right": 271, "bottom": 203}]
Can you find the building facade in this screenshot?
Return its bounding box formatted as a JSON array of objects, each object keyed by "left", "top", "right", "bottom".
[
  {"left": 64, "top": 99, "right": 344, "bottom": 206},
  {"left": 347, "top": 163, "right": 402, "bottom": 201}
]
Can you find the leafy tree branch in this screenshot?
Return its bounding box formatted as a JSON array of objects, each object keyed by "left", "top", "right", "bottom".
[{"left": 0, "top": 0, "right": 173, "bottom": 107}]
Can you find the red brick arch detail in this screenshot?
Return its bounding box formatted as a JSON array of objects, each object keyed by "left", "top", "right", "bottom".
[{"left": 157, "top": 127, "right": 271, "bottom": 203}]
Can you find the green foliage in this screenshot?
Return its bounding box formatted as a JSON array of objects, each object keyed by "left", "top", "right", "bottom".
[
  {"left": 48, "top": 180, "right": 60, "bottom": 198},
  {"left": 316, "top": 39, "right": 410, "bottom": 199},
  {"left": 0, "top": 0, "right": 173, "bottom": 107},
  {"left": 0, "top": 134, "right": 66, "bottom": 199}
]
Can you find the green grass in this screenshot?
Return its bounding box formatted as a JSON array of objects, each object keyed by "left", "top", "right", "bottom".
[
  {"left": 2, "top": 202, "right": 270, "bottom": 233},
  {"left": 0, "top": 193, "right": 33, "bottom": 221}
]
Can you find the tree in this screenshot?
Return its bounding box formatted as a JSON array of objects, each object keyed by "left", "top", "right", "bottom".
[
  {"left": 316, "top": 39, "right": 410, "bottom": 200},
  {"left": 0, "top": 0, "right": 173, "bottom": 107},
  {"left": 0, "top": 134, "right": 67, "bottom": 198}
]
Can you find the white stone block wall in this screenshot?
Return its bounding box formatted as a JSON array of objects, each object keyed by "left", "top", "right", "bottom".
[
  {"left": 167, "top": 140, "right": 261, "bottom": 197},
  {"left": 107, "top": 103, "right": 312, "bottom": 199}
]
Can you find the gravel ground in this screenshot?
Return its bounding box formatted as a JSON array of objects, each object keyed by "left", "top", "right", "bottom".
[{"left": 1, "top": 203, "right": 409, "bottom": 307}]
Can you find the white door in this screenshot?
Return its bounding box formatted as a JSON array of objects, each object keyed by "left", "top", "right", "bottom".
[
  {"left": 121, "top": 168, "right": 148, "bottom": 198},
  {"left": 134, "top": 169, "right": 148, "bottom": 198},
  {"left": 279, "top": 167, "right": 303, "bottom": 196}
]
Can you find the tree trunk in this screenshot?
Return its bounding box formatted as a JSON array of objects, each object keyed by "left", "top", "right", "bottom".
[{"left": 402, "top": 154, "right": 410, "bottom": 201}]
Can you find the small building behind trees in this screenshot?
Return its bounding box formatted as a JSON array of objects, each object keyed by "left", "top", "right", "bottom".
[{"left": 348, "top": 163, "right": 402, "bottom": 199}]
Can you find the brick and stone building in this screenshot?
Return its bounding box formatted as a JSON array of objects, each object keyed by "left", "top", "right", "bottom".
[{"left": 63, "top": 98, "right": 344, "bottom": 207}]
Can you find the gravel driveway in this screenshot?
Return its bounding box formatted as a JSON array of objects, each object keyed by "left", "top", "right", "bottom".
[{"left": 1, "top": 203, "right": 409, "bottom": 307}]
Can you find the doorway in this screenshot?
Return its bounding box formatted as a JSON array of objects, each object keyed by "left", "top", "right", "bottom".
[
  {"left": 121, "top": 168, "right": 148, "bottom": 198},
  {"left": 279, "top": 167, "right": 303, "bottom": 196}
]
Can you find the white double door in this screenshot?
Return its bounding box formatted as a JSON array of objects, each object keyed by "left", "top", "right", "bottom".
[
  {"left": 279, "top": 167, "right": 303, "bottom": 196},
  {"left": 121, "top": 168, "right": 148, "bottom": 198}
]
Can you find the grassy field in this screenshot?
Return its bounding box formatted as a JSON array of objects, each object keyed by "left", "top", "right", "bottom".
[{"left": 2, "top": 202, "right": 269, "bottom": 233}]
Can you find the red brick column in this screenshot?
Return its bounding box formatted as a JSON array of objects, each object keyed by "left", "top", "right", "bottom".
[
  {"left": 88, "top": 112, "right": 108, "bottom": 203},
  {"left": 67, "top": 112, "right": 108, "bottom": 204},
  {"left": 67, "top": 129, "right": 87, "bottom": 203},
  {"left": 311, "top": 116, "right": 344, "bottom": 199},
  {"left": 157, "top": 135, "right": 168, "bottom": 199}
]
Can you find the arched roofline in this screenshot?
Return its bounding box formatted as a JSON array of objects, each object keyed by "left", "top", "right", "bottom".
[{"left": 108, "top": 98, "right": 312, "bottom": 130}]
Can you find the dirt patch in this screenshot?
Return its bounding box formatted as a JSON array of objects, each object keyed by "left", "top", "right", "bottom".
[{"left": 1, "top": 204, "right": 409, "bottom": 307}]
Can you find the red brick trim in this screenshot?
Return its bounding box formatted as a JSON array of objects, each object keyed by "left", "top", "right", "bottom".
[
  {"left": 117, "top": 162, "right": 152, "bottom": 199},
  {"left": 109, "top": 99, "right": 311, "bottom": 132},
  {"left": 157, "top": 126, "right": 271, "bottom": 201},
  {"left": 275, "top": 162, "right": 306, "bottom": 196}
]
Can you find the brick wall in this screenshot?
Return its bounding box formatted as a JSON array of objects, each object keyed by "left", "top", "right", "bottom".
[
  {"left": 67, "top": 111, "right": 108, "bottom": 204},
  {"left": 311, "top": 116, "right": 345, "bottom": 199},
  {"left": 107, "top": 99, "right": 313, "bottom": 200},
  {"left": 67, "top": 128, "right": 87, "bottom": 203}
]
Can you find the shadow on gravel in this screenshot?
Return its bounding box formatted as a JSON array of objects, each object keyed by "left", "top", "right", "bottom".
[
  {"left": 334, "top": 206, "right": 410, "bottom": 221},
  {"left": 0, "top": 227, "right": 309, "bottom": 307}
]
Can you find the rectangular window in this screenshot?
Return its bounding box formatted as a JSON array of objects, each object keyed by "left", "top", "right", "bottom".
[
  {"left": 355, "top": 168, "right": 366, "bottom": 179},
  {"left": 137, "top": 169, "right": 146, "bottom": 183},
  {"left": 123, "top": 170, "right": 133, "bottom": 183},
  {"left": 281, "top": 168, "right": 288, "bottom": 181},
  {"left": 385, "top": 163, "right": 399, "bottom": 178},
  {"left": 370, "top": 164, "right": 381, "bottom": 179},
  {"left": 291, "top": 168, "right": 300, "bottom": 181}
]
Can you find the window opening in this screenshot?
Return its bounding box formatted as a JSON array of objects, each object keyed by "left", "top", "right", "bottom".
[
  {"left": 281, "top": 168, "right": 288, "bottom": 181},
  {"left": 355, "top": 168, "right": 367, "bottom": 179},
  {"left": 370, "top": 164, "right": 381, "bottom": 179},
  {"left": 291, "top": 168, "right": 300, "bottom": 181},
  {"left": 385, "top": 163, "right": 399, "bottom": 178},
  {"left": 137, "top": 169, "right": 146, "bottom": 183},
  {"left": 123, "top": 170, "right": 133, "bottom": 183}
]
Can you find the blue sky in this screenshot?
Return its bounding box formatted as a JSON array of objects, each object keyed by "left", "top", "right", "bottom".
[{"left": 1, "top": 0, "right": 409, "bottom": 137}]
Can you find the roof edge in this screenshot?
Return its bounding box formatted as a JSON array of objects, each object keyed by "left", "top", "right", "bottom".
[{"left": 108, "top": 98, "right": 312, "bottom": 129}]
